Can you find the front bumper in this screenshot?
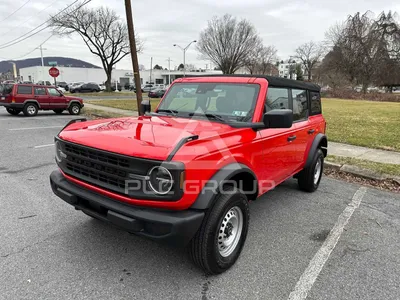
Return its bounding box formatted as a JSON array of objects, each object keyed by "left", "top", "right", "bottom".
[{"left": 50, "top": 170, "right": 204, "bottom": 247}]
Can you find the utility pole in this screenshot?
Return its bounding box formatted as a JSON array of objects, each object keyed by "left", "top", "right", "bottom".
[
  {"left": 150, "top": 57, "right": 153, "bottom": 83},
  {"left": 38, "top": 45, "right": 47, "bottom": 81},
  {"left": 124, "top": 0, "right": 144, "bottom": 115},
  {"left": 173, "top": 40, "right": 196, "bottom": 77},
  {"left": 166, "top": 57, "right": 172, "bottom": 85}
]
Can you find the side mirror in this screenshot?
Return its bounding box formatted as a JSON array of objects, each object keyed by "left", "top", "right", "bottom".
[
  {"left": 263, "top": 109, "right": 293, "bottom": 128},
  {"left": 140, "top": 99, "right": 151, "bottom": 115}
]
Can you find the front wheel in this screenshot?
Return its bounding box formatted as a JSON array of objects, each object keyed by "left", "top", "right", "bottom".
[
  {"left": 189, "top": 187, "right": 250, "bottom": 274},
  {"left": 6, "top": 108, "right": 21, "bottom": 115},
  {"left": 68, "top": 103, "right": 81, "bottom": 115},
  {"left": 298, "top": 149, "right": 324, "bottom": 192}
]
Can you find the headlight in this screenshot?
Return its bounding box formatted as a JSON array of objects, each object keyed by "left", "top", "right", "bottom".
[
  {"left": 148, "top": 166, "right": 174, "bottom": 195},
  {"left": 55, "top": 141, "right": 66, "bottom": 162}
]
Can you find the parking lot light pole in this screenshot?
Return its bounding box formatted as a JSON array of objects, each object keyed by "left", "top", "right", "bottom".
[{"left": 173, "top": 40, "right": 196, "bottom": 77}]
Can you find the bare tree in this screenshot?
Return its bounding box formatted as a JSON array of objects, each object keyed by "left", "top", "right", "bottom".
[
  {"left": 197, "top": 14, "right": 262, "bottom": 74},
  {"left": 50, "top": 3, "right": 142, "bottom": 91},
  {"left": 324, "top": 11, "right": 400, "bottom": 92},
  {"left": 246, "top": 45, "right": 278, "bottom": 75},
  {"left": 295, "top": 41, "right": 324, "bottom": 80}
]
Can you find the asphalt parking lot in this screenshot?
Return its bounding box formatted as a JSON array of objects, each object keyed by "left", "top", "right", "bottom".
[{"left": 0, "top": 109, "right": 399, "bottom": 300}]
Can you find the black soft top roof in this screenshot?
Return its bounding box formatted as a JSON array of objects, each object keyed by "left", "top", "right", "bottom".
[{"left": 185, "top": 74, "right": 321, "bottom": 92}]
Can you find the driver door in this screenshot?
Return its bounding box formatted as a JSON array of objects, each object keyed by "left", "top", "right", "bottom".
[{"left": 47, "top": 87, "right": 67, "bottom": 109}]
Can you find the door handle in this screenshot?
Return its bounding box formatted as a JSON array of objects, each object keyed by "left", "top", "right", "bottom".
[
  {"left": 308, "top": 129, "right": 315, "bottom": 134},
  {"left": 287, "top": 135, "right": 297, "bottom": 142}
]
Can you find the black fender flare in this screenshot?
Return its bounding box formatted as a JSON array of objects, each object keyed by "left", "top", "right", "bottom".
[
  {"left": 190, "top": 163, "right": 258, "bottom": 210},
  {"left": 23, "top": 99, "right": 41, "bottom": 109},
  {"left": 305, "top": 133, "right": 328, "bottom": 169},
  {"left": 68, "top": 100, "right": 83, "bottom": 108}
]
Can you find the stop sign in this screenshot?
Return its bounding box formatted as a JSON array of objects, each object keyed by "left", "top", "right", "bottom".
[{"left": 49, "top": 67, "right": 60, "bottom": 78}]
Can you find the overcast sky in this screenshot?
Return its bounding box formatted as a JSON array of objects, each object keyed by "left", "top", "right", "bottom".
[{"left": 0, "top": 0, "right": 399, "bottom": 71}]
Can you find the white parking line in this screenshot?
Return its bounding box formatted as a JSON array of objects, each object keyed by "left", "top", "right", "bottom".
[
  {"left": 34, "top": 144, "right": 55, "bottom": 149},
  {"left": 288, "top": 187, "right": 367, "bottom": 300},
  {"left": 9, "top": 126, "right": 63, "bottom": 131}
]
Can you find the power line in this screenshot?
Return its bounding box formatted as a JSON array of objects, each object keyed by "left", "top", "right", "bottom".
[
  {"left": 0, "top": 0, "right": 90, "bottom": 50},
  {"left": 9, "top": 34, "right": 53, "bottom": 60},
  {"left": 0, "top": 0, "right": 32, "bottom": 23},
  {"left": 2, "top": 0, "right": 59, "bottom": 35}
]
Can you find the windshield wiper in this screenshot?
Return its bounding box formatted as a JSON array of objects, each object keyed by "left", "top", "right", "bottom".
[
  {"left": 189, "top": 113, "right": 227, "bottom": 123},
  {"left": 155, "top": 109, "right": 178, "bottom": 116}
]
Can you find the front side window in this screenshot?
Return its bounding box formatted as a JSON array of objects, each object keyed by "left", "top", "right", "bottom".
[
  {"left": 291, "top": 89, "right": 308, "bottom": 121},
  {"left": 47, "top": 88, "right": 61, "bottom": 96},
  {"left": 17, "top": 85, "right": 32, "bottom": 95},
  {"left": 157, "top": 83, "right": 260, "bottom": 123}
]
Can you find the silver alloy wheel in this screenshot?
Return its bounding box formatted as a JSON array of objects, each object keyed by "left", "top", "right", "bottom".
[
  {"left": 27, "top": 105, "right": 36, "bottom": 115},
  {"left": 218, "top": 206, "right": 243, "bottom": 257},
  {"left": 314, "top": 158, "right": 322, "bottom": 185},
  {"left": 72, "top": 105, "right": 79, "bottom": 114}
]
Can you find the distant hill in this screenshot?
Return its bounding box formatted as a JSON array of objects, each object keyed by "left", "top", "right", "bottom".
[{"left": 0, "top": 57, "right": 101, "bottom": 73}]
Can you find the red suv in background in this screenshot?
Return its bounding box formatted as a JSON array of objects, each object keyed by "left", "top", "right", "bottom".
[
  {"left": 50, "top": 75, "right": 327, "bottom": 274},
  {"left": 0, "top": 83, "right": 84, "bottom": 116}
]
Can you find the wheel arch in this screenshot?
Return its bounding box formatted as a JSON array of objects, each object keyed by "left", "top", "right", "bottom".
[
  {"left": 190, "top": 163, "right": 258, "bottom": 210},
  {"left": 23, "top": 99, "right": 41, "bottom": 108},
  {"left": 304, "top": 133, "right": 328, "bottom": 169},
  {"left": 68, "top": 100, "right": 83, "bottom": 108}
]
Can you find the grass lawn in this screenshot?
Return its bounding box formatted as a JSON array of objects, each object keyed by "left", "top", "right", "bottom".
[
  {"left": 326, "top": 155, "right": 400, "bottom": 176},
  {"left": 322, "top": 98, "right": 400, "bottom": 151},
  {"left": 85, "top": 99, "right": 161, "bottom": 111}
]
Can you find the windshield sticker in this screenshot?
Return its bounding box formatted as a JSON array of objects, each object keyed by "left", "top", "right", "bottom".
[{"left": 232, "top": 111, "right": 247, "bottom": 117}]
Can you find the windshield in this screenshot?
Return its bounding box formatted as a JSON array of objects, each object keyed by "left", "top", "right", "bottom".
[
  {"left": 156, "top": 83, "right": 260, "bottom": 123},
  {"left": 0, "top": 84, "right": 14, "bottom": 95}
]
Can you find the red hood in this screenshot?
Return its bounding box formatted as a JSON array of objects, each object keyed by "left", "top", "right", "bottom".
[{"left": 59, "top": 116, "right": 236, "bottom": 160}]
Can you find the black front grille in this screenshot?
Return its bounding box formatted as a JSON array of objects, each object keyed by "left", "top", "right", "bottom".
[{"left": 57, "top": 139, "right": 184, "bottom": 201}]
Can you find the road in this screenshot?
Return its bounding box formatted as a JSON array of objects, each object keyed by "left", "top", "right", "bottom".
[{"left": 0, "top": 109, "right": 399, "bottom": 300}]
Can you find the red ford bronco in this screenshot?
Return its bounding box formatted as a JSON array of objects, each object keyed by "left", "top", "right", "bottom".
[
  {"left": 0, "top": 83, "right": 83, "bottom": 116},
  {"left": 50, "top": 75, "right": 327, "bottom": 274}
]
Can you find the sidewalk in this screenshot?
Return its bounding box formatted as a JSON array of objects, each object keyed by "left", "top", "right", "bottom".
[
  {"left": 84, "top": 103, "right": 399, "bottom": 166},
  {"left": 329, "top": 142, "right": 400, "bottom": 165}
]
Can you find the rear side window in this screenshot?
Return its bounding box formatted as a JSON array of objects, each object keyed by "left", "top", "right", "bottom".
[
  {"left": 310, "top": 91, "right": 322, "bottom": 115},
  {"left": 17, "top": 85, "right": 32, "bottom": 95},
  {"left": 34, "top": 87, "right": 46, "bottom": 95},
  {"left": 0, "top": 84, "right": 14, "bottom": 95},
  {"left": 265, "top": 87, "right": 289, "bottom": 111},
  {"left": 291, "top": 89, "right": 308, "bottom": 121}
]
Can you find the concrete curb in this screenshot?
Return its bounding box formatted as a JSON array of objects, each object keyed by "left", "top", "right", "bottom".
[{"left": 324, "top": 161, "right": 399, "bottom": 183}]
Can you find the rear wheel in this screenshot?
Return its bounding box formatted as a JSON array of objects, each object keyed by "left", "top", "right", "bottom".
[
  {"left": 68, "top": 103, "right": 81, "bottom": 115},
  {"left": 298, "top": 149, "right": 324, "bottom": 192},
  {"left": 23, "top": 103, "right": 38, "bottom": 117},
  {"left": 53, "top": 109, "right": 64, "bottom": 114},
  {"left": 6, "top": 108, "right": 21, "bottom": 115},
  {"left": 189, "top": 187, "right": 250, "bottom": 274}
]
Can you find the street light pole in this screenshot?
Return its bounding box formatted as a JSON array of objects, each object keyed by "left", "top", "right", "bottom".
[{"left": 173, "top": 40, "right": 196, "bottom": 77}]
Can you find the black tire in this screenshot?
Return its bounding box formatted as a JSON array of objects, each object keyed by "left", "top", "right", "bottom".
[
  {"left": 23, "top": 103, "right": 38, "bottom": 117},
  {"left": 6, "top": 108, "right": 21, "bottom": 115},
  {"left": 68, "top": 103, "right": 81, "bottom": 115},
  {"left": 298, "top": 149, "right": 324, "bottom": 192},
  {"left": 53, "top": 109, "right": 64, "bottom": 114},
  {"left": 189, "top": 187, "right": 250, "bottom": 274}
]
